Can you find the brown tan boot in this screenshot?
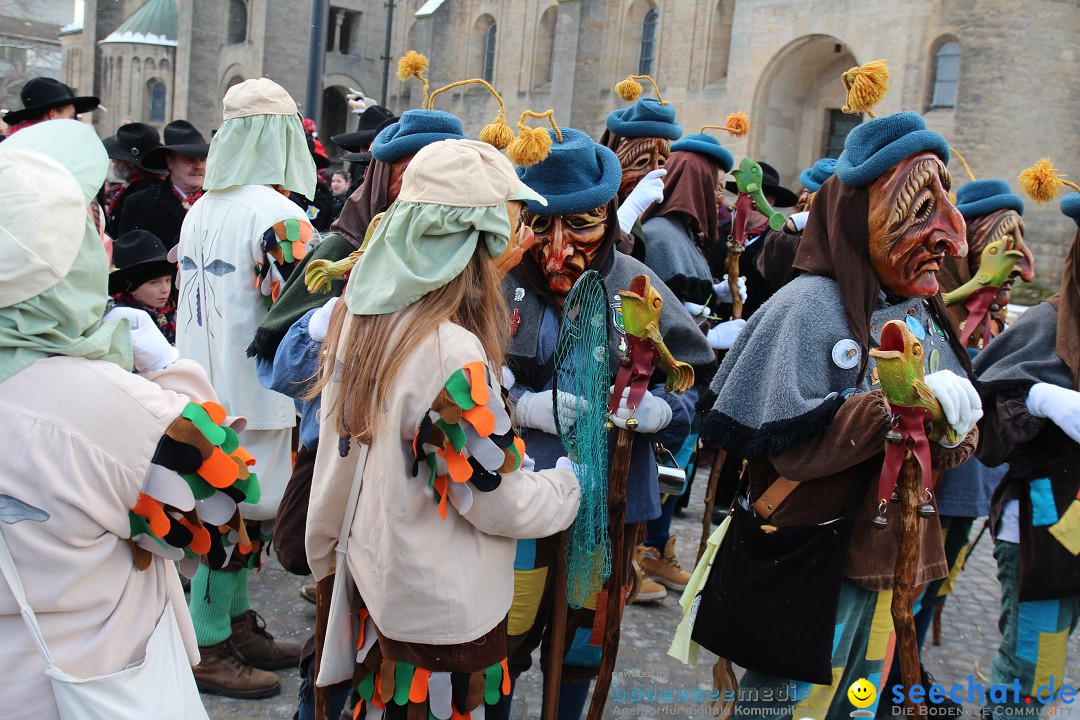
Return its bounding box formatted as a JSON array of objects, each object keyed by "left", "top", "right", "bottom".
[
  {"left": 629, "top": 546, "right": 667, "bottom": 603},
  {"left": 193, "top": 640, "right": 281, "bottom": 699},
  {"left": 230, "top": 609, "right": 303, "bottom": 670},
  {"left": 638, "top": 537, "right": 691, "bottom": 591},
  {"left": 299, "top": 583, "right": 316, "bottom": 605}
]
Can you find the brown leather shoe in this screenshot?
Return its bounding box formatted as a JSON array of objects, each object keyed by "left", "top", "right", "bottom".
[
  {"left": 629, "top": 546, "right": 667, "bottom": 604},
  {"left": 193, "top": 640, "right": 281, "bottom": 699},
  {"left": 230, "top": 609, "right": 302, "bottom": 670},
  {"left": 638, "top": 537, "right": 691, "bottom": 591}
]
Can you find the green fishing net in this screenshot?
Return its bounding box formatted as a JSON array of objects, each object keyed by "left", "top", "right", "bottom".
[{"left": 553, "top": 270, "right": 612, "bottom": 608}]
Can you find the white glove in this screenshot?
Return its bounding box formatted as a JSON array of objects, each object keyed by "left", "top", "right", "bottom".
[
  {"left": 683, "top": 301, "right": 710, "bottom": 318},
  {"left": 609, "top": 386, "right": 673, "bottom": 434},
  {"left": 521, "top": 453, "right": 536, "bottom": 471},
  {"left": 713, "top": 275, "right": 747, "bottom": 304},
  {"left": 308, "top": 296, "right": 338, "bottom": 342},
  {"left": 616, "top": 168, "right": 666, "bottom": 233},
  {"left": 513, "top": 390, "right": 584, "bottom": 435},
  {"left": 555, "top": 456, "right": 574, "bottom": 471},
  {"left": 786, "top": 211, "right": 810, "bottom": 232},
  {"left": 923, "top": 370, "right": 983, "bottom": 441},
  {"left": 1027, "top": 383, "right": 1080, "bottom": 443},
  {"left": 105, "top": 306, "right": 178, "bottom": 373},
  {"left": 706, "top": 319, "right": 747, "bottom": 350}
]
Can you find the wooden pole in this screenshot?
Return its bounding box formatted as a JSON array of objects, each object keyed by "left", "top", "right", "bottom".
[
  {"left": 697, "top": 448, "right": 728, "bottom": 562},
  {"left": 542, "top": 531, "right": 569, "bottom": 720},
  {"left": 890, "top": 447, "right": 925, "bottom": 715},
  {"left": 313, "top": 573, "right": 335, "bottom": 719},
  {"left": 585, "top": 427, "right": 634, "bottom": 720}
]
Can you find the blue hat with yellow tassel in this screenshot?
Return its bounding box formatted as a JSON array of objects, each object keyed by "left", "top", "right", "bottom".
[{"left": 604, "top": 75, "right": 682, "bottom": 141}]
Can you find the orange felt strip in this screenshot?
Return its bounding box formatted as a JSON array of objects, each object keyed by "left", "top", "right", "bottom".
[
  {"left": 200, "top": 401, "right": 226, "bottom": 426},
  {"left": 463, "top": 362, "right": 489, "bottom": 405},
  {"left": 500, "top": 659, "right": 510, "bottom": 695},
  {"left": 292, "top": 240, "right": 307, "bottom": 261},
  {"left": 442, "top": 447, "right": 472, "bottom": 484},
  {"left": 200, "top": 447, "right": 240, "bottom": 488},
  {"left": 236, "top": 516, "right": 252, "bottom": 554},
  {"left": 408, "top": 667, "right": 431, "bottom": 703},
  {"left": 352, "top": 700, "right": 362, "bottom": 720},
  {"left": 371, "top": 674, "right": 385, "bottom": 709},
  {"left": 433, "top": 475, "right": 449, "bottom": 520},
  {"left": 512, "top": 436, "right": 526, "bottom": 463},
  {"left": 180, "top": 517, "right": 211, "bottom": 555},
  {"left": 451, "top": 708, "right": 469, "bottom": 720},
  {"left": 268, "top": 248, "right": 284, "bottom": 265},
  {"left": 356, "top": 608, "right": 369, "bottom": 651},
  {"left": 461, "top": 404, "right": 496, "bottom": 438},
  {"left": 134, "top": 493, "right": 170, "bottom": 537},
  {"left": 232, "top": 447, "right": 256, "bottom": 467}
]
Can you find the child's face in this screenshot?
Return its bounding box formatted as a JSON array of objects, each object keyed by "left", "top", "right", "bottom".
[
  {"left": 331, "top": 173, "right": 349, "bottom": 195},
  {"left": 132, "top": 275, "right": 173, "bottom": 309}
]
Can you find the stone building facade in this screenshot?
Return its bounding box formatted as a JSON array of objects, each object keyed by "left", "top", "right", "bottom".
[
  {"left": 0, "top": 0, "right": 71, "bottom": 113},
  {"left": 59, "top": 0, "right": 1079, "bottom": 286}
]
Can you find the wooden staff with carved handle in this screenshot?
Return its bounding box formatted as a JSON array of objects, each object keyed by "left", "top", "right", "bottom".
[
  {"left": 698, "top": 158, "right": 787, "bottom": 561},
  {"left": 587, "top": 275, "right": 695, "bottom": 720}
]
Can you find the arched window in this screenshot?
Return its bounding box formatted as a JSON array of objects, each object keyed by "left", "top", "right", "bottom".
[
  {"left": 931, "top": 41, "right": 960, "bottom": 108},
  {"left": 533, "top": 6, "right": 558, "bottom": 88},
  {"left": 638, "top": 7, "right": 658, "bottom": 75},
  {"left": 148, "top": 81, "right": 166, "bottom": 123},
  {"left": 227, "top": 0, "right": 248, "bottom": 45},
  {"left": 706, "top": 0, "right": 733, "bottom": 84},
  {"left": 483, "top": 22, "right": 497, "bottom": 83}
]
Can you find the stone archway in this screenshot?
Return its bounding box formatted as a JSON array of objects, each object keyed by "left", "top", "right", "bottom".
[{"left": 749, "top": 35, "right": 858, "bottom": 189}]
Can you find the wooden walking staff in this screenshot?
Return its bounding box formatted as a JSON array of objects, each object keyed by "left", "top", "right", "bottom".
[
  {"left": 698, "top": 158, "right": 787, "bottom": 561},
  {"left": 870, "top": 318, "right": 960, "bottom": 715},
  {"left": 586, "top": 275, "right": 695, "bottom": 720}
]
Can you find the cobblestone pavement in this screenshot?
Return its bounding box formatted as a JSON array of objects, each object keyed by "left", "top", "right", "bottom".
[{"left": 202, "top": 468, "right": 1077, "bottom": 720}]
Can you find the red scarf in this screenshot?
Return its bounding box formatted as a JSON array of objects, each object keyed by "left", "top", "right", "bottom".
[
  {"left": 110, "top": 293, "right": 177, "bottom": 344},
  {"left": 171, "top": 184, "right": 204, "bottom": 211},
  {"left": 105, "top": 169, "right": 161, "bottom": 215}
]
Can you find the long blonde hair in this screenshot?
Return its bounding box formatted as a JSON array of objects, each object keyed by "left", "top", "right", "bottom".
[{"left": 310, "top": 243, "right": 509, "bottom": 443}]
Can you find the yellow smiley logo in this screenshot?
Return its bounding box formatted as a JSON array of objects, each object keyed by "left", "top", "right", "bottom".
[{"left": 847, "top": 678, "right": 877, "bottom": 709}]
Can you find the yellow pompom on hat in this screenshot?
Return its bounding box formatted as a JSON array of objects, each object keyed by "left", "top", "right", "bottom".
[
  {"left": 426, "top": 78, "right": 515, "bottom": 151},
  {"left": 1018, "top": 158, "right": 1080, "bottom": 206},
  {"left": 605, "top": 74, "right": 681, "bottom": 140},
  {"left": 841, "top": 59, "right": 889, "bottom": 118}
]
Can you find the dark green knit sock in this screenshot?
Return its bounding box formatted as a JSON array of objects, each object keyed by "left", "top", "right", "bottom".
[{"left": 188, "top": 565, "right": 238, "bottom": 646}]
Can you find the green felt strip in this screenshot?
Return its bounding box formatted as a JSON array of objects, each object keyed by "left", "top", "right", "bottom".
[
  {"left": 393, "top": 662, "right": 415, "bottom": 706},
  {"left": 436, "top": 419, "right": 466, "bottom": 453},
  {"left": 182, "top": 472, "right": 216, "bottom": 499},
  {"left": 232, "top": 475, "right": 261, "bottom": 504},
  {"left": 425, "top": 455, "right": 438, "bottom": 488},
  {"left": 181, "top": 402, "right": 226, "bottom": 446},
  {"left": 280, "top": 239, "right": 295, "bottom": 264},
  {"left": 443, "top": 370, "right": 476, "bottom": 410},
  {"left": 220, "top": 425, "right": 240, "bottom": 454},
  {"left": 284, "top": 218, "right": 301, "bottom": 243},
  {"left": 357, "top": 671, "right": 376, "bottom": 700},
  {"left": 128, "top": 511, "right": 151, "bottom": 538},
  {"left": 484, "top": 662, "right": 501, "bottom": 705}
]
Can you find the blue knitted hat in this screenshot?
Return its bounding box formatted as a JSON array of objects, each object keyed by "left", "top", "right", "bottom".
[
  {"left": 954, "top": 179, "right": 1025, "bottom": 220},
  {"left": 605, "top": 98, "right": 682, "bottom": 141},
  {"left": 836, "top": 112, "right": 950, "bottom": 187},
  {"left": 799, "top": 157, "right": 839, "bottom": 192},
  {"left": 1061, "top": 193, "right": 1080, "bottom": 228},
  {"left": 669, "top": 134, "right": 734, "bottom": 172},
  {"left": 515, "top": 128, "right": 622, "bottom": 216},
  {"left": 371, "top": 109, "right": 466, "bottom": 163}
]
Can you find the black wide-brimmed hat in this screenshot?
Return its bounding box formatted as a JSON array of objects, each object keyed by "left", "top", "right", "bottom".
[
  {"left": 332, "top": 105, "right": 397, "bottom": 152},
  {"left": 109, "top": 230, "right": 175, "bottom": 294},
  {"left": 725, "top": 160, "right": 800, "bottom": 208},
  {"left": 142, "top": 120, "right": 211, "bottom": 170},
  {"left": 102, "top": 123, "right": 164, "bottom": 173},
  {"left": 3, "top": 77, "right": 100, "bottom": 125}
]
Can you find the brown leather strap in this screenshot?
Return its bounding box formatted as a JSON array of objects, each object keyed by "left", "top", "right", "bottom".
[{"left": 752, "top": 476, "right": 801, "bottom": 520}]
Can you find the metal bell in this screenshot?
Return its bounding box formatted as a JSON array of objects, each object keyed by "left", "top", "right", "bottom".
[
  {"left": 873, "top": 500, "right": 888, "bottom": 529},
  {"left": 618, "top": 355, "right": 632, "bottom": 368},
  {"left": 891, "top": 487, "right": 900, "bottom": 503},
  {"left": 885, "top": 428, "right": 903, "bottom": 444},
  {"left": 917, "top": 489, "right": 936, "bottom": 518},
  {"left": 603, "top": 419, "right": 615, "bottom": 432},
  {"left": 625, "top": 416, "right": 639, "bottom": 430}
]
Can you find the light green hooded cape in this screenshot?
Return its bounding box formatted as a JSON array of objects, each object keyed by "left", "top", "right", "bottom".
[{"left": 0, "top": 120, "right": 132, "bottom": 383}]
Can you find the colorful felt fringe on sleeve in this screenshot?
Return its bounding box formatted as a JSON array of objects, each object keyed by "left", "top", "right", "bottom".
[
  {"left": 256, "top": 218, "right": 313, "bottom": 306},
  {"left": 128, "top": 400, "right": 260, "bottom": 576},
  {"left": 349, "top": 656, "right": 512, "bottom": 720},
  {"left": 412, "top": 361, "right": 526, "bottom": 519}
]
